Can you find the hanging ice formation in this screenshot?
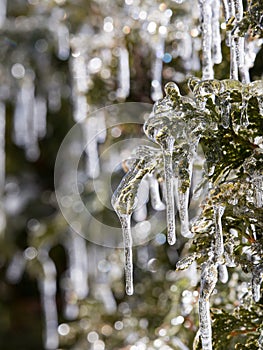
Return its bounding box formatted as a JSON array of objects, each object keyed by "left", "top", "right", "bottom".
[
  {"left": 111, "top": 146, "right": 160, "bottom": 295},
  {"left": 111, "top": 2, "right": 262, "bottom": 350},
  {"left": 112, "top": 82, "right": 210, "bottom": 294},
  {"left": 38, "top": 248, "right": 59, "bottom": 350},
  {"left": 0, "top": 0, "right": 6, "bottom": 28},
  {"left": 13, "top": 74, "right": 47, "bottom": 161},
  {"left": 117, "top": 47, "right": 130, "bottom": 100},
  {"left": 0, "top": 102, "right": 5, "bottom": 195},
  {"left": 198, "top": 0, "right": 222, "bottom": 80},
  {"left": 62, "top": 229, "right": 89, "bottom": 319}
]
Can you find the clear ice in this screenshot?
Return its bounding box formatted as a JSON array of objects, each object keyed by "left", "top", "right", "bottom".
[
  {"left": 119, "top": 213, "right": 133, "bottom": 295},
  {"left": 199, "top": 261, "right": 218, "bottom": 350},
  {"left": 117, "top": 47, "right": 130, "bottom": 100},
  {"left": 198, "top": 0, "right": 214, "bottom": 80},
  {"left": 38, "top": 248, "right": 59, "bottom": 350},
  {"left": 112, "top": 146, "right": 159, "bottom": 295},
  {"left": 0, "top": 102, "right": 5, "bottom": 195},
  {"left": 252, "top": 264, "right": 263, "bottom": 302}
]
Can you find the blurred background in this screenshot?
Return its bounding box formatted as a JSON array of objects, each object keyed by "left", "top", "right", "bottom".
[{"left": 0, "top": 0, "right": 262, "bottom": 349}]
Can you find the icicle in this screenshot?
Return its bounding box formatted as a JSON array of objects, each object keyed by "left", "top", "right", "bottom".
[
  {"left": 13, "top": 80, "right": 31, "bottom": 147},
  {"left": 225, "top": 233, "right": 237, "bottom": 268},
  {"left": 252, "top": 264, "right": 263, "bottom": 302},
  {"left": 146, "top": 174, "right": 165, "bottom": 211},
  {"left": 219, "top": 80, "right": 241, "bottom": 128},
  {"left": 38, "top": 248, "right": 59, "bottom": 350},
  {"left": 163, "top": 136, "right": 176, "bottom": 245},
  {"left": 0, "top": 0, "right": 7, "bottom": 28},
  {"left": 211, "top": 0, "right": 222, "bottom": 64},
  {"left": 252, "top": 174, "right": 263, "bottom": 208},
  {"left": 95, "top": 109, "right": 107, "bottom": 144},
  {"left": 133, "top": 178, "right": 149, "bottom": 222},
  {"left": 112, "top": 146, "right": 158, "bottom": 295},
  {"left": 70, "top": 50, "right": 90, "bottom": 123},
  {"left": 218, "top": 264, "right": 228, "bottom": 283},
  {"left": 175, "top": 157, "right": 194, "bottom": 239},
  {"left": 240, "top": 84, "right": 249, "bottom": 127},
  {"left": 73, "top": 94, "right": 88, "bottom": 123},
  {"left": 34, "top": 96, "right": 47, "bottom": 139},
  {"left": 213, "top": 204, "right": 225, "bottom": 262},
  {"left": 228, "top": 0, "right": 244, "bottom": 80},
  {"left": 221, "top": 0, "right": 230, "bottom": 23},
  {"left": 199, "top": 261, "right": 218, "bottom": 350},
  {"left": 95, "top": 283, "right": 117, "bottom": 314},
  {"left": 67, "top": 229, "right": 89, "bottom": 299},
  {"left": 150, "top": 22, "right": 168, "bottom": 101},
  {"left": 72, "top": 54, "right": 88, "bottom": 94},
  {"left": 13, "top": 76, "right": 40, "bottom": 160},
  {"left": 48, "top": 78, "right": 61, "bottom": 112},
  {"left": 84, "top": 117, "right": 100, "bottom": 179},
  {"left": 50, "top": 7, "right": 70, "bottom": 61},
  {"left": 119, "top": 213, "right": 133, "bottom": 295},
  {"left": 230, "top": 37, "right": 238, "bottom": 80},
  {"left": 57, "top": 23, "right": 70, "bottom": 60},
  {"left": 117, "top": 47, "right": 130, "bottom": 100},
  {"left": 233, "top": 0, "right": 243, "bottom": 21},
  {"left": 0, "top": 102, "right": 5, "bottom": 195},
  {"left": 83, "top": 110, "right": 106, "bottom": 179},
  {"left": 198, "top": 0, "right": 214, "bottom": 80}
]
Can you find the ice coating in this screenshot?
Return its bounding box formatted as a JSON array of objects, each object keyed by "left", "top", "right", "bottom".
[{"left": 144, "top": 82, "right": 204, "bottom": 243}]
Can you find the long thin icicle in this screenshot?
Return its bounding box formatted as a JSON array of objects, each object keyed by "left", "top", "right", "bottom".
[
  {"left": 84, "top": 117, "right": 100, "bottom": 179},
  {"left": 35, "top": 96, "right": 47, "bottom": 139},
  {"left": 228, "top": 0, "right": 244, "bottom": 80},
  {"left": 117, "top": 47, "right": 130, "bottom": 100},
  {"left": 150, "top": 16, "right": 170, "bottom": 101},
  {"left": 0, "top": 102, "right": 5, "bottom": 195},
  {"left": 211, "top": 0, "right": 222, "bottom": 64},
  {"left": 199, "top": 261, "right": 218, "bottom": 350},
  {"left": 199, "top": 0, "right": 214, "bottom": 80},
  {"left": 176, "top": 157, "right": 194, "bottom": 238},
  {"left": 38, "top": 248, "right": 59, "bottom": 350},
  {"left": 213, "top": 204, "right": 225, "bottom": 262},
  {"left": 67, "top": 229, "right": 89, "bottom": 300},
  {"left": 119, "top": 213, "right": 133, "bottom": 295},
  {"left": 151, "top": 35, "right": 165, "bottom": 101},
  {"left": 252, "top": 264, "right": 263, "bottom": 302},
  {"left": 133, "top": 178, "right": 149, "bottom": 222},
  {"left": 163, "top": 136, "right": 176, "bottom": 245},
  {"left": 147, "top": 174, "right": 165, "bottom": 211},
  {"left": 112, "top": 146, "right": 158, "bottom": 295},
  {"left": 0, "top": 0, "right": 6, "bottom": 28}
]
